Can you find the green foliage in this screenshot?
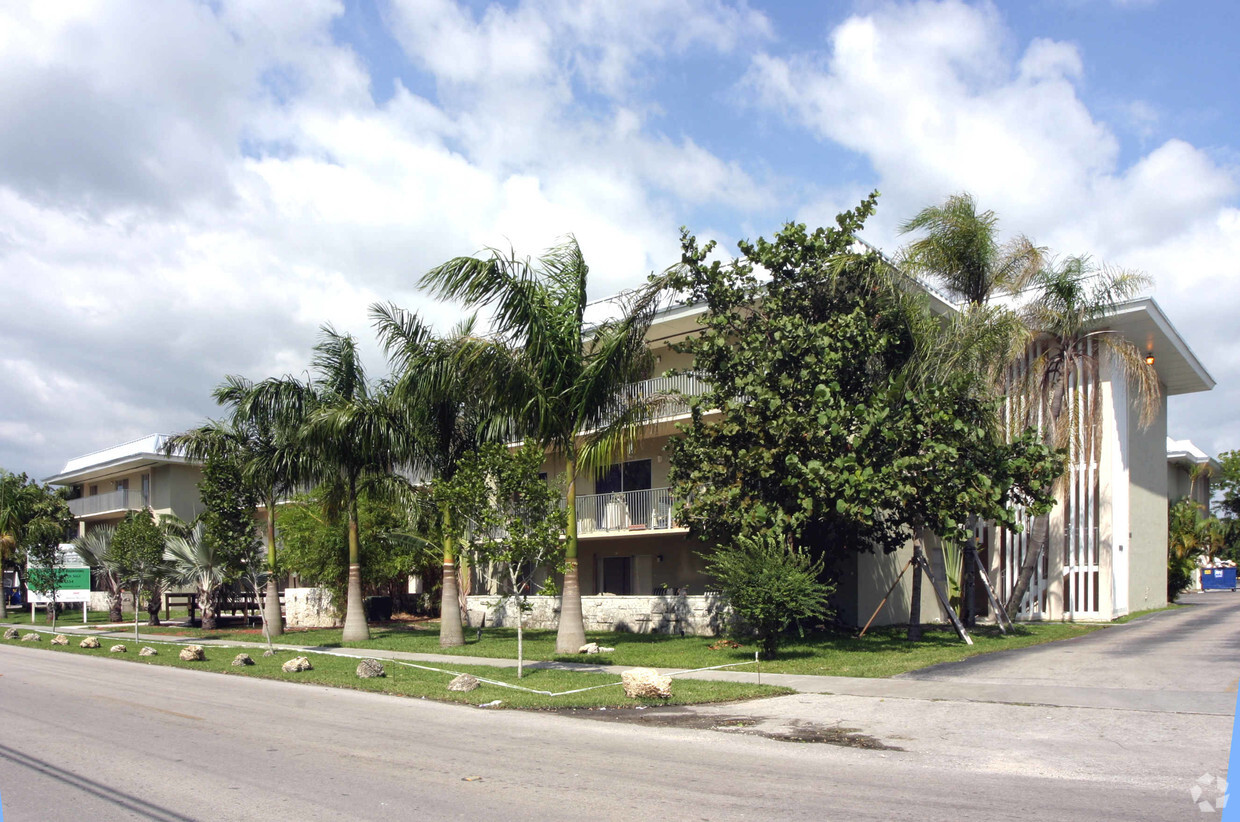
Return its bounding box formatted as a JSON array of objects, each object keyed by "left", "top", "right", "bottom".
[
  {"left": 276, "top": 489, "right": 435, "bottom": 611},
  {"left": 15, "top": 476, "right": 73, "bottom": 609},
  {"left": 1168, "top": 497, "right": 1229, "bottom": 600},
  {"left": 197, "top": 451, "right": 259, "bottom": 582},
  {"left": 1216, "top": 450, "right": 1240, "bottom": 524},
  {"left": 702, "top": 529, "right": 833, "bottom": 659},
  {"left": 112, "top": 510, "right": 170, "bottom": 612},
  {"left": 661, "top": 197, "right": 1062, "bottom": 568},
  {"left": 441, "top": 442, "right": 567, "bottom": 598}
]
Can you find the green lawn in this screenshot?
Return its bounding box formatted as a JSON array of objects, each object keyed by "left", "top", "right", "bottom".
[
  {"left": 0, "top": 631, "right": 787, "bottom": 709},
  {"left": 6, "top": 607, "right": 193, "bottom": 626},
  {"left": 125, "top": 619, "right": 1106, "bottom": 679}
]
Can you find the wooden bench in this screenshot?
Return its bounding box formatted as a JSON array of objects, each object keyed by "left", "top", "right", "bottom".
[{"left": 164, "top": 592, "right": 198, "bottom": 622}]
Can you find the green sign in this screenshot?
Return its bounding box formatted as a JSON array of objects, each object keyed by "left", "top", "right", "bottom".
[{"left": 59, "top": 567, "right": 91, "bottom": 589}]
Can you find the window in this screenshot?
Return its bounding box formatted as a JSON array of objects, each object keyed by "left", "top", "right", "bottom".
[{"left": 594, "top": 459, "right": 652, "bottom": 495}]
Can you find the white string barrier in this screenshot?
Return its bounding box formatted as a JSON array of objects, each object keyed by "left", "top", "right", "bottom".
[{"left": 4, "top": 625, "right": 758, "bottom": 699}]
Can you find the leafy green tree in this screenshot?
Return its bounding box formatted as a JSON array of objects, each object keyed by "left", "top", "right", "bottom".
[
  {"left": 111, "top": 510, "right": 170, "bottom": 628},
  {"left": 72, "top": 524, "right": 123, "bottom": 621},
  {"left": 422, "top": 237, "right": 661, "bottom": 653},
  {"left": 198, "top": 451, "right": 260, "bottom": 587},
  {"left": 372, "top": 304, "right": 508, "bottom": 647},
  {"left": 241, "top": 326, "right": 411, "bottom": 642},
  {"left": 703, "top": 529, "right": 832, "bottom": 659},
  {"left": 440, "top": 442, "right": 566, "bottom": 675},
  {"left": 276, "top": 489, "right": 435, "bottom": 617},
  {"left": 7, "top": 476, "right": 72, "bottom": 626},
  {"left": 660, "top": 196, "right": 1061, "bottom": 639}
]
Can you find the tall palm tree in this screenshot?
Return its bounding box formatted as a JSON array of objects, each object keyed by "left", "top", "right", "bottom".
[
  {"left": 421, "top": 237, "right": 661, "bottom": 653},
  {"left": 1005, "top": 255, "right": 1161, "bottom": 616},
  {"left": 899, "top": 194, "right": 1042, "bottom": 627},
  {"left": 371, "top": 303, "right": 507, "bottom": 647},
  {"left": 166, "top": 375, "right": 302, "bottom": 636},
  {"left": 241, "top": 326, "right": 407, "bottom": 642},
  {"left": 72, "top": 524, "right": 123, "bottom": 621}
]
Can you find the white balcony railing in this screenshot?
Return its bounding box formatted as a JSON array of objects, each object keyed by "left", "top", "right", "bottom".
[
  {"left": 68, "top": 489, "right": 149, "bottom": 517},
  {"left": 575, "top": 487, "right": 683, "bottom": 535},
  {"left": 616, "top": 372, "right": 710, "bottom": 420}
]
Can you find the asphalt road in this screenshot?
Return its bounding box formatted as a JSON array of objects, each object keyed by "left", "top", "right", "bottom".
[{"left": 0, "top": 597, "right": 1234, "bottom": 821}]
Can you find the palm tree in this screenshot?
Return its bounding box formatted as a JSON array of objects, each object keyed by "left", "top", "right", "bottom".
[
  {"left": 166, "top": 376, "right": 302, "bottom": 636},
  {"left": 899, "top": 192, "right": 1043, "bottom": 307},
  {"left": 72, "top": 524, "right": 123, "bottom": 621},
  {"left": 421, "top": 237, "right": 661, "bottom": 653},
  {"left": 165, "top": 523, "right": 227, "bottom": 630},
  {"left": 899, "top": 194, "right": 1043, "bottom": 627},
  {"left": 241, "top": 326, "right": 408, "bottom": 642},
  {"left": 1005, "top": 255, "right": 1161, "bottom": 617},
  {"left": 371, "top": 303, "right": 507, "bottom": 647}
]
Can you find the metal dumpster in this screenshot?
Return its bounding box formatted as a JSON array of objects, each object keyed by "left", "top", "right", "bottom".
[{"left": 1201, "top": 567, "right": 1237, "bottom": 591}]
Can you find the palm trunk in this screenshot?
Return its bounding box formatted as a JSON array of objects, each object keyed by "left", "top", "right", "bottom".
[
  {"left": 109, "top": 582, "right": 123, "bottom": 623},
  {"left": 201, "top": 583, "right": 217, "bottom": 630},
  {"left": 439, "top": 503, "right": 464, "bottom": 647},
  {"left": 340, "top": 486, "right": 370, "bottom": 642},
  {"left": 263, "top": 510, "right": 284, "bottom": 636},
  {"left": 555, "top": 456, "right": 587, "bottom": 654},
  {"left": 1005, "top": 514, "right": 1049, "bottom": 620},
  {"left": 962, "top": 515, "right": 978, "bottom": 628}
]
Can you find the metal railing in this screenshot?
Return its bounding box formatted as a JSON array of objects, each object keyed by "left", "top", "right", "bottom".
[
  {"left": 68, "top": 489, "right": 149, "bottom": 517},
  {"left": 575, "top": 487, "right": 682, "bottom": 535}
]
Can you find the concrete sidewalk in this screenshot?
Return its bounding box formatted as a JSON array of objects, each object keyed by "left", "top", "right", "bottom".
[{"left": 10, "top": 596, "right": 1235, "bottom": 716}]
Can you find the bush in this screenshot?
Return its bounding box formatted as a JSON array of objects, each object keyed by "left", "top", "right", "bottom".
[{"left": 701, "top": 530, "right": 834, "bottom": 659}]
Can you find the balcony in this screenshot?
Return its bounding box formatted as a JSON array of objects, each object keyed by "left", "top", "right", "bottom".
[
  {"left": 575, "top": 487, "right": 685, "bottom": 536},
  {"left": 68, "top": 489, "right": 149, "bottom": 518},
  {"left": 620, "top": 372, "right": 710, "bottom": 419}
]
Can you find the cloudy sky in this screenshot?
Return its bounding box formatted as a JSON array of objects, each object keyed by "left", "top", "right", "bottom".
[{"left": 1, "top": 0, "right": 1236, "bottom": 479}]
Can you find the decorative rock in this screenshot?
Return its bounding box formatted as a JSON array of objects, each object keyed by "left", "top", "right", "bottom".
[
  {"left": 51, "top": 634, "right": 69, "bottom": 646},
  {"left": 21, "top": 632, "right": 40, "bottom": 642},
  {"left": 578, "top": 642, "right": 599, "bottom": 654},
  {"left": 179, "top": 645, "right": 206, "bottom": 662},
  {"left": 281, "top": 656, "right": 313, "bottom": 673},
  {"left": 598, "top": 646, "right": 616, "bottom": 653},
  {"left": 232, "top": 653, "right": 255, "bottom": 667},
  {"left": 110, "top": 644, "right": 127, "bottom": 653},
  {"left": 262, "top": 649, "right": 276, "bottom": 658},
  {"left": 79, "top": 636, "right": 101, "bottom": 649},
  {"left": 139, "top": 647, "right": 158, "bottom": 657},
  {"left": 447, "top": 673, "right": 480, "bottom": 692},
  {"left": 3, "top": 627, "right": 18, "bottom": 640},
  {"left": 621, "top": 667, "right": 672, "bottom": 700},
  {"left": 356, "top": 659, "right": 385, "bottom": 679}
]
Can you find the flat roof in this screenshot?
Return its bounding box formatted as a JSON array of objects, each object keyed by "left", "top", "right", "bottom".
[{"left": 44, "top": 434, "right": 196, "bottom": 486}]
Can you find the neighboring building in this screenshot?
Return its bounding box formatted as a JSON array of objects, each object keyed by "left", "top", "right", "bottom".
[
  {"left": 469, "top": 294, "right": 1214, "bottom": 633},
  {"left": 45, "top": 434, "right": 204, "bottom": 537},
  {"left": 1167, "top": 436, "right": 1221, "bottom": 509}
]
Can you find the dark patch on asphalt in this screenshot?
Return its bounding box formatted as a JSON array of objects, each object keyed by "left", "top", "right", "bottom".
[{"left": 550, "top": 706, "right": 903, "bottom": 750}]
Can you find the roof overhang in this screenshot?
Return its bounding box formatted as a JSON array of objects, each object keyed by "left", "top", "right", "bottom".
[
  {"left": 44, "top": 434, "right": 199, "bottom": 486},
  {"left": 1102, "top": 298, "right": 1214, "bottom": 396}
]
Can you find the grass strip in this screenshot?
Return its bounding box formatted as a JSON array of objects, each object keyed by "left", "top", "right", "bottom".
[
  {"left": 0, "top": 630, "right": 789, "bottom": 710},
  {"left": 128, "top": 620, "right": 1107, "bottom": 679}
]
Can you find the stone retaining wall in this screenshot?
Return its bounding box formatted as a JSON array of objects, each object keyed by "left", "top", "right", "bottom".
[
  {"left": 465, "top": 594, "right": 732, "bottom": 636},
  {"left": 285, "top": 587, "right": 339, "bottom": 629}
]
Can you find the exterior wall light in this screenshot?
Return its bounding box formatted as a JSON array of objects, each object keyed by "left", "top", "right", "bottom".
[{"left": 1145, "top": 353, "right": 1156, "bottom": 365}]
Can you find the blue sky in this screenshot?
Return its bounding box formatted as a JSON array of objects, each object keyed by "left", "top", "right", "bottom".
[{"left": 0, "top": 0, "right": 1236, "bottom": 478}]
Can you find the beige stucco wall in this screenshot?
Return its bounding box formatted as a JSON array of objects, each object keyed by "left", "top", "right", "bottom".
[
  {"left": 847, "top": 533, "right": 952, "bottom": 628},
  {"left": 575, "top": 533, "right": 711, "bottom": 596},
  {"left": 1127, "top": 390, "right": 1168, "bottom": 612}
]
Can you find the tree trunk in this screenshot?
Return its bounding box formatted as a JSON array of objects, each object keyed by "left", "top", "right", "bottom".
[
  {"left": 341, "top": 496, "right": 369, "bottom": 642},
  {"left": 439, "top": 503, "right": 464, "bottom": 647},
  {"left": 146, "top": 588, "right": 161, "bottom": 626},
  {"left": 109, "top": 585, "right": 123, "bottom": 623},
  {"left": 907, "top": 539, "right": 924, "bottom": 641},
  {"left": 1005, "top": 514, "right": 1049, "bottom": 620},
  {"left": 517, "top": 600, "right": 525, "bottom": 679},
  {"left": 555, "top": 457, "right": 587, "bottom": 654},
  {"left": 962, "top": 515, "right": 978, "bottom": 628},
  {"left": 201, "top": 585, "right": 217, "bottom": 631},
  {"left": 263, "top": 509, "right": 284, "bottom": 636}
]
